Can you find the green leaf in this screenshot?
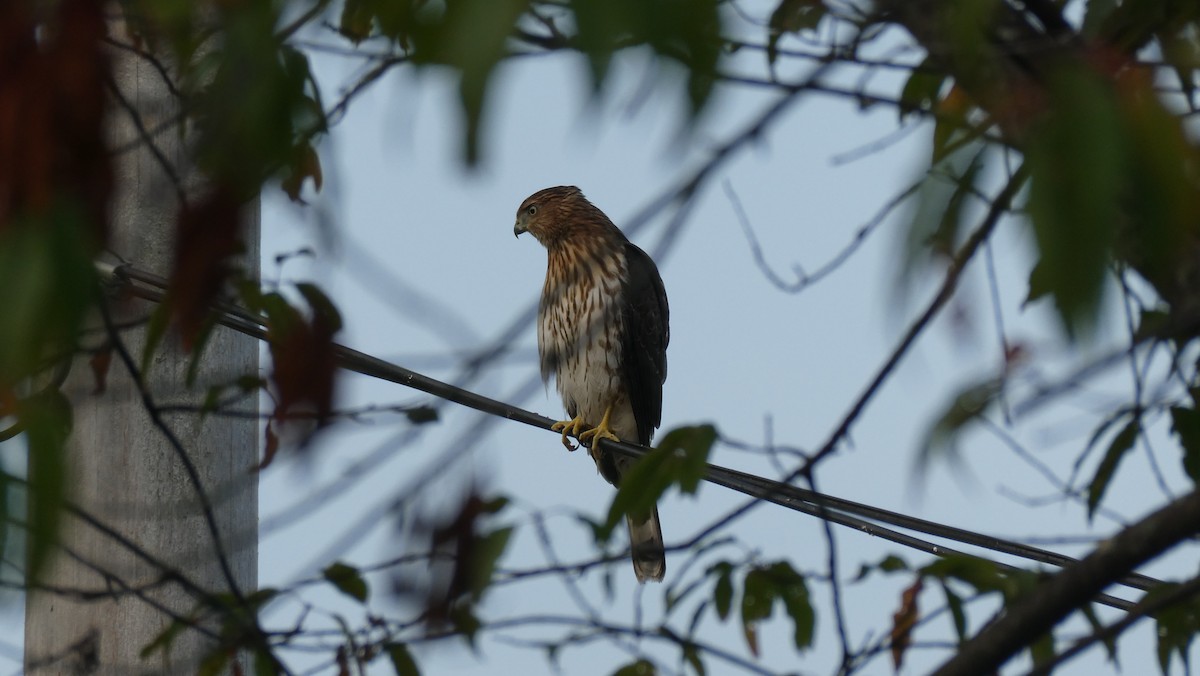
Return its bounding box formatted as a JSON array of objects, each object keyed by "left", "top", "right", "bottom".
[
  {"left": 246, "top": 586, "right": 279, "bottom": 609},
  {"left": 853, "top": 554, "right": 909, "bottom": 581},
  {"left": 0, "top": 207, "right": 97, "bottom": 384},
  {"left": 479, "top": 496, "right": 509, "bottom": 514},
  {"left": 1081, "top": 0, "right": 1117, "bottom": 37},
  {"left": 260, "top": 292, "right": 301, "bottom": 337},
  {"left": 470, "top": 526, "right": 513, "bottom": 599},
  {"left": 339, "top": 0, "right": 374, "bottom": 43},
  {"left": 665, "top": 573, "right": 707, "bottom": 612},
  {"left": 450, "top": 605, "right": 482, "bottom": 646},
  {"left": 1151, "top": 583, "right": 1200, "bottom": 675},
  {"left": 931, "top": 86, "right": 973, "bottom": 163},
  {"left": 569, "top": 0, "right": 721, "bottom": 117},
  {"left": 1171, "top": 406, "right": 1200, "bottom": 486},
  {"left": 1026, "top": 64, "right": 1124, "bottom": 337},
  {"left": 900, "top": 146, "right": 981, "bottom": 285},
  {"left": 1025, "top": 258, "right": 1053, "bottom": 307},
  {"left": 657, "top": 424, "right": 718, "bottom": 494},
  {"left": 254, "top": 647, "right": 281, "bottom": 676},
  {"left": 916, "top": 377, "right": 1002, "bottom": 472},
  {"left": 198, "top": 646, "right": 232, "bottom": 676},
  {"left": 1030, "top": 629, "right": 1055, "bottom": 670},
  {"left": 281, "top": 142, "right": 324, "bottom": 203},
  {"left": 921, "top": 555, "right": 1004, "bottom": 595},
  {"left": 387, "top": 643, "right": 420, "bottom": 676},
  {"left": 405, "top": 405, "right": 438, "bottom": 425},
  {"left": 767, "top": 0, "right": 826, "bottom": 65},
  {"left": 296, "top": 282, "right": 343, "bottom": 333},
  {"left": 740, "top": 567, "right": 776, "bottom": 657},
  {"left": 768, "top": 561, "right": 815, "bottom": 651},
  {"left": 184, "top": 313, "right": 220, "bottom": 386},
  {"left": 612, "top": 659, "right": 656, "bottom": 676},
  {"left": 1099, "top": 70, "right": 1200, "bottom": 328},
  {"left": 192, "top": 7, "right": 325, "bottom": 187},
  {"left": 1080, "top": 603, "right": 1118, "bottom": 664},
  {"left": 141, "top": 303, "right": 171, "bottom": 375},
  {"left": 0, "top": 471, "right": 7, "bottom": 575},
  {"left": 1135, "top": 308, "right": 1171, "bottom": 340},
  {"left": 140, "top": 615, "right": 190, "bottom": 659},
  {"left": 21, "top": 390, "right": 71, "bottom": 583},
  {"left": 403, "top": 0, "right": 529, "bottom": 164},
  {"left": 1097, "top": 0, "right": 1200, "bottom": 53},
  {"left": 1087, "top": 418, "right": 1139, "bottom": 519},
  {"left": 898, "top": 57, "right": 946, "bottom": 120},
  {"left": 712, "top": 562, "right": 733, "bottom": 621},
  {"left": 201, "top": 385, "right": 223, "bottom": 417},
  {"left": 323, "top": 562, "right": 369, "bottom": 603},
  {"left": 930, "top": 154, "right": 983, "bottom": 258},
  {"left": 940, "top": 582, "right": 968, "bottom": 643},
  {"left": 602, "top": 423, "right": 716, "bottom": 539},
  {"left": 682, "top": 643, "right": 705, "bottom": 676}
]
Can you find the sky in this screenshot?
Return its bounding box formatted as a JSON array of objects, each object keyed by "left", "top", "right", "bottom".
[
  {"left": 248, "top": 8, "right": 1190, "bottom": 673},
  {"left": 4, "top": 3, "right": 1198, "bottom": 675}
]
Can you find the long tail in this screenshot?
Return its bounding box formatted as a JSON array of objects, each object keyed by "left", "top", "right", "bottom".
[{"left": 626, "top": 505, "right": 665, "bottom": 583}]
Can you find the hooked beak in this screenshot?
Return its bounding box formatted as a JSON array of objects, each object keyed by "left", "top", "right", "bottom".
[{"left": 514, "top": 220, "right": 527, "bottom": 238}]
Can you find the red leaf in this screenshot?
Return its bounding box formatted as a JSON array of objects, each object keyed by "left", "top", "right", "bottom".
[
  {"left": 169, "top": 185, "right": 244, "bottom": 348},
  {"left": 336, "top": 646, "right": 350, "bottom": 676},
  {"left": 0, "top": 0, "right": 110, "bottom": 244},
  {"left": 266, "top": 294, "right": 338, "bottom": 434},
  {"left": 0, "top": 387, "right": 17, "bottom": 417},
  {"left": 258, "top": 421, "right": 280, "bottom": 471},
  {"left": 281, "top": 144, "right": 322, "bottom": 204},
  {"left": 891, "top": 576, "right": 924, "bottom": 671},
  {"left": 89, "top": 346, "right": 111, "bottom": 395}
]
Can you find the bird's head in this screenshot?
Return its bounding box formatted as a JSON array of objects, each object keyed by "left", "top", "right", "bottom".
[{"left": 514, "top": 185, "right": 587, "bottom": 245}]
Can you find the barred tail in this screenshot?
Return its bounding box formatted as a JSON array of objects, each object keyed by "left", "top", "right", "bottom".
[{"left": 627, "top": 504, "right": 665, "bottom": 583}]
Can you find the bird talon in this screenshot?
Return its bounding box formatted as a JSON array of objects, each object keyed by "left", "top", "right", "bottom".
[
  {"left": 579, "top": 404, "right": 619, "bottom": 447},
  {"left": 551, "top": 415, "right": 586, "bottom": 451}
]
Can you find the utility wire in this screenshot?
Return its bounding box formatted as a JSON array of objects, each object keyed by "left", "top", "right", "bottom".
[{"left": 98, "top": 262, "right": 1163, "bottom": 611}]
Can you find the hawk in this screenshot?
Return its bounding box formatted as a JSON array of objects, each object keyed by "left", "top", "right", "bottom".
[{"left": 514, "top": 186, "right": 669, "bottom": 582}]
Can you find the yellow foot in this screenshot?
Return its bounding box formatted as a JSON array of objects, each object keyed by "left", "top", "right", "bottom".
[
  {"left": 579, "top": 404, "right": 620, "bottom": 447},
  {"left": 551, "top": 415, "right": 586, "bottom": 451}
]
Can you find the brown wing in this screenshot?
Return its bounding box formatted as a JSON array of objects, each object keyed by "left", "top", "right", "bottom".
[{"left": 619, "top": 241, "right": 669, "bottom": 446}]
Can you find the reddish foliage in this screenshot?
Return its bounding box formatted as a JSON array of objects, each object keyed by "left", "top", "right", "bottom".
[
  {"left": 266, "top": 303, "right": 337, "bottom": 434},
  {"left": 88, "top": 346, "right": 112, "bottom": 395},
  {"left": 0, "top": 386, "right": 17, "bottom": 418},
  {"left": 0, "top": 0, "right": 110, "bottom": 243},
  {"left": 891, "top": 576, "right": 924, "bottom": 671},
  {"left": 169, "top": 186, "right": 243, "bottom": 347},
  {"left": 335, "top": 646, "right": 350, "bottom": 676},
  {"left": 259, "top": 421, "right": 280, "bottom": 471},
  {"left": 432, "top": 496, "right": 487, "bottom": 606},
  {"left": 388, "top": 491, "right": 505, "bottom": 633},
  {"left": 420, "top": 494, "right": 491, "bottom": 627}
]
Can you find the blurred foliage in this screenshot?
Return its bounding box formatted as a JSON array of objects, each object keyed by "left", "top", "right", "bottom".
[
  {"left": 1084, "top": 413, "right": 1140, "bottom": 519},
  {"left": 738, "top": 561, "right": 814, "bottom": 657},
  {"left": 334, "top": 0, "right": 720, "bottom": 162},
  {"left": 1151, "top": 583, "right": 1200, "bottom": 675},
  {"left": 7, "top": 0, "right": 1200, "bottom": 673},
  {"left": 602, "top": 423, "right": 716, "bottom": 541},
  {"left": 919, "top": 554, "right": 1055, "bottom": 668}
]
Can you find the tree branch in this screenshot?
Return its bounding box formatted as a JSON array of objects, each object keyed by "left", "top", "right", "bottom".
[{"left": 934, "top": 489, "right": 1200, "bottom": 676}]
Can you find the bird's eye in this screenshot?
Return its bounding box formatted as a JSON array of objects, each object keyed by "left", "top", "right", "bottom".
[{"left": 527, "top": 205, "right": 537, "bottom": 216}]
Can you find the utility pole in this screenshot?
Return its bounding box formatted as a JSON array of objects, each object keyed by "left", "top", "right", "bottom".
[{"left": 24, "top": 9, "right": 259, "bottom": 673}]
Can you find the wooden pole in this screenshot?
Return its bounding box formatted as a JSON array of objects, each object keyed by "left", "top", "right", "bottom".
[{"left": 24, "top": 9, "right": 259, "bottom": 673}]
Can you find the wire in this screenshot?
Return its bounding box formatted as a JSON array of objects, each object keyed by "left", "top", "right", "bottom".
[{"left": 99, "top": 262, "right": 1162, "bottom": 611}]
